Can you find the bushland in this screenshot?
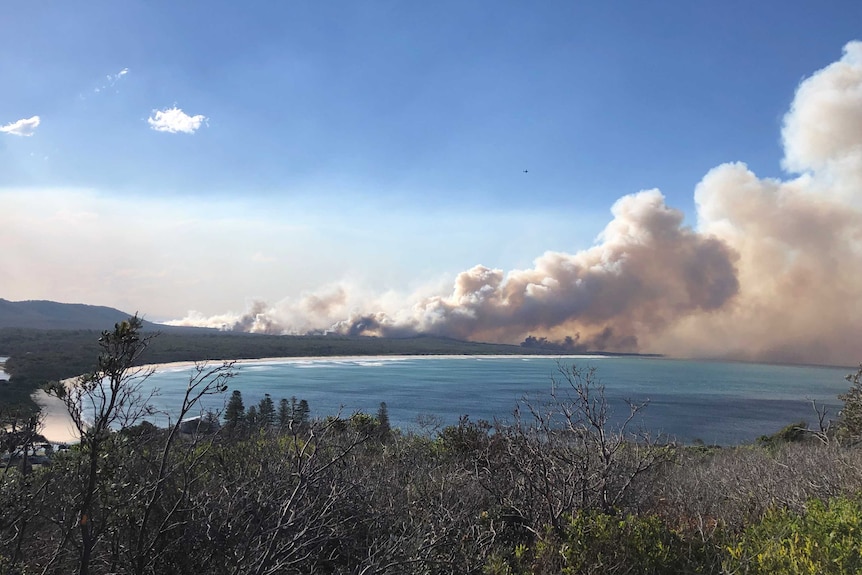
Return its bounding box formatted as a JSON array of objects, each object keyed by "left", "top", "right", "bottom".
[{"left": 2, "top": 320, "right": 862, "bottom": 574}]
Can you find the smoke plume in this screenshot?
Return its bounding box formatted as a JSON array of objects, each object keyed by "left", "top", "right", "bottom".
[{"left": 169, "top": 42, "right": 862, "bottom": 366}]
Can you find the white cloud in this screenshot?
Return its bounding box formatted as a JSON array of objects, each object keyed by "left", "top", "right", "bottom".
[
  {"left": 0, "top": 116, "right": 40, "bottom": 136},
  {"left": 92, "top": 68, "right": 129, "bottom": 95},
  {"left": 147, "top": 107, "right": 208, "bottom": 134}
]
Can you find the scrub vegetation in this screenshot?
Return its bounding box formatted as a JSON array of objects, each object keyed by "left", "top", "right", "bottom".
[{"left": 2, "top": 319, "right": 862, "bottom": 574}]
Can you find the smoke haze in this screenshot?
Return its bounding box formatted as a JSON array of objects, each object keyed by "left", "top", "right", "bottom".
[{"left": 169, "top": 42, "right": 862, "bottom": 366}]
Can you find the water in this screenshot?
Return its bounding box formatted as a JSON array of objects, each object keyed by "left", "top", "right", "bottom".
[
  {"left": 0, "top": 356, "right": 8, "bottom": 380},
  {"left": 138, "top": 356, "right": 851, "bottom": 445}
]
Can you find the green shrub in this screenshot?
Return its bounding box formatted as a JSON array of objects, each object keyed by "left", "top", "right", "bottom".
[
  {"left": 486, "top": 510, "right": 719, "bottom": 574},
  {"left": 839, "top": 366, "right": 862, "bottom": 443},
  {"left": 435, "top": 416, "right": 492, "bottom": 456},
  {"left": 725, "top": 496, "right": 862, "bottom": 574},
  {"left": 757, "top": 421, "right": 809, "bottom": 449}
]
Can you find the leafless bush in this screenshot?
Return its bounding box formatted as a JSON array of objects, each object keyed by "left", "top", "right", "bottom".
[
  {"left": 649, "top": 442, "right": 862, "bottom": 538},
  {"left": 462, "top": 363, "right": 673, "bottom": 537}
]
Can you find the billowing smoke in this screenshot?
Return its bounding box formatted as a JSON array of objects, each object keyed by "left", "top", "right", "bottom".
[
  {"left": 168, "top": 287, "right": 355, "bottom": 335},
  {"left": 654, "top": 41, "right": 862, "bottom": 365},
  {"left": 332, "top": 190, "right": 739, "bottom": 351},
  {"left": 169, "top": 41, "right": 862, "bottom": 366}
]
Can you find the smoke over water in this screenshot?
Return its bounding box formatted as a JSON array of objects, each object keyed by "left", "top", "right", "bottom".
[{"left": 168, "top": 42, "right": 862, "bottom": 366}]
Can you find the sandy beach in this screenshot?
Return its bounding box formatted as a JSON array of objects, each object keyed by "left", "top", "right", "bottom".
[
  {"left": 29, "top": 357, "right": 329, "bottom": 444},
  {"left": 27, "top": 357, "right": 367, "bottom": 443},
  {"left": 33, "top": 389, "right": 79, "bottom": 444}
]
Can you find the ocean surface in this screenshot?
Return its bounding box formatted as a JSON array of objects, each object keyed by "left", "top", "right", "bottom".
[{"left": 141, "top": 355, "right": 851, "bottom": 445}]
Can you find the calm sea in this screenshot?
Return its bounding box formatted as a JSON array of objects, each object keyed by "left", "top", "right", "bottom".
[{"left": 142, "top": 356, "right": 852, "bottom": 445}]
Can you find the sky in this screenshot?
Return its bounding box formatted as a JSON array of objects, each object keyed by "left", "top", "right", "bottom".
[{"left": 3, "top": 2, "right": 862, "bottom": 366}]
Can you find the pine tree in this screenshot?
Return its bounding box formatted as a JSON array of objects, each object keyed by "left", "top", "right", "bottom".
[
  {"left": 258, "top": 394, "right": 275, "bottom": 428},
  {"left": 225, "top": 390, "right": 245, "bottom": 426},
  {"left": 377, "top": 401, "right": 391, "bottom": 437},
  {"left": 278, "top": 398, "right": 290, "bottom": 430},
  {"left": 289, "top": 396, "right": 298, "bottom": 424},
  {"left": 297, "top": 399, "right": 310, "bottom": 425},
  {"left": 245, "top": 405, "right": 258, "bottom": 427}
]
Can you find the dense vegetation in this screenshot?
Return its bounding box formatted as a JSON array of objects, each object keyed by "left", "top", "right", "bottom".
[{"left": 2, "top": 319, "right": 862, "bottom": 574}]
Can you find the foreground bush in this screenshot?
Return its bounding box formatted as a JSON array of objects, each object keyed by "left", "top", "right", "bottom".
[
  {"left": 485, "top": 510, "right": 721, "bottom": 575},
  {"left": 725, "top": 496, "right": 862, "bottom": 575}
]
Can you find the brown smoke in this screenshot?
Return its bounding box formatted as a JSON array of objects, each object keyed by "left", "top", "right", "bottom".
[
  {"left": 169, "top": 42, "right": 862, "bottom": 366},
  {"left": 334, "top": 190, "right": 739, "bottom": 351}
]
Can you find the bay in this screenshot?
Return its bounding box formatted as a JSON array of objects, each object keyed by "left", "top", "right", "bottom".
[{"left": 141, "top": 355, "right": 851, "bottom": 445}]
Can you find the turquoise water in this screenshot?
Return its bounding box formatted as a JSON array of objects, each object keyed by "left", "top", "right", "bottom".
[{"left": 143, "top": 356, "right": 851, "bottom": 445}]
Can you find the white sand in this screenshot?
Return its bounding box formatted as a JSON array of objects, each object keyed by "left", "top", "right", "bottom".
[{"left": 33, "top": 389, "right": 80, "bottom": 444}]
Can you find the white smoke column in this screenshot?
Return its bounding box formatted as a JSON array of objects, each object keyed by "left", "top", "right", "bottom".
[
  {"left": 339, "top": 189, "right": 739, "bottom": 350},
  {"left": 167, "top": 300, "right": 286, "bottom": 333},
  {"left": 782, "top": 41, "right": 862, "bottom": 202},
  {"left": 657, "top": 41, "right": 862, "bottom": 365},
  {"left": 167, "top": 284, "right": 387, "bottom": 335}
]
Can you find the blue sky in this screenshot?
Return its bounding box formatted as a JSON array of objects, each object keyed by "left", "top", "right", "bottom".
[
  {"left": 4, "top": 2, "right": 862, "bottom": 363},
  {"left": 6, "top": 2, "right": 858, "bottom": 208}
]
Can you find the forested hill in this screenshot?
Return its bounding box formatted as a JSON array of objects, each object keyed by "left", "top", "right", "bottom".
[
  {"left": 0, "top": 299, "right": 655, "bottom": 412},
  {"left": 0, "top": 325, "right": 548, "bottom": 412},
  {"left": 0, "top": 299, "right": 165, "bottom": 331}
]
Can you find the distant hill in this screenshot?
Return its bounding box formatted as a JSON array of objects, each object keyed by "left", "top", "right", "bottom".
[{"left": 0, "top": 299, "right": 166, "bottom": 331}]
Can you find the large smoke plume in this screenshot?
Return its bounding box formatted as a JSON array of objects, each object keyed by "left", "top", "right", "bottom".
[{"left": 169, "top": 42, "right": 862, "bottom": 366}]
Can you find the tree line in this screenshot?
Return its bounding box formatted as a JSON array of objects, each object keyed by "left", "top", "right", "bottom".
[
  {"left": 2, "top": 317, "right": 862, "bottom": 573},
  {"left": 223, "top": 390, "right": 311, "bottom": 430}
]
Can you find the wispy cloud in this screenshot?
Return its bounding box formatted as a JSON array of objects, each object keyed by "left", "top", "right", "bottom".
[
  {"left": 94, "top": 68, "right": 129, "bottom": 94},
  {"left": 147, "top": 106, "right": 208, "bottom": 134},
  {"left": 0, "top": 116, "right": 40, "bottom": 136}
]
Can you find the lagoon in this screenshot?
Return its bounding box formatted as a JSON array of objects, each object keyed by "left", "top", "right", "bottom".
[{"left": 141, "top": 355, "right": 850, "bottom": 445}]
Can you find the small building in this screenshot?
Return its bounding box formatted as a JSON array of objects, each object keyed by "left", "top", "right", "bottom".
[{"left": 178, "top": 415, "right": 219, "bottom": 435}]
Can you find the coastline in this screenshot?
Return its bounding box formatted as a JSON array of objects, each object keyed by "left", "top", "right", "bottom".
[
  {"left": 142, "top": 352, "right": 615, "bottom": 371},
  {"left": 34, "top": 354, "right": 607, "bottom": 442},
  {"left": 29, "top": 354, "right": 849, "bottom": 446}
]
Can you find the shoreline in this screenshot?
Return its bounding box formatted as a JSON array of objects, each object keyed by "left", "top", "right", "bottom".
[
  {"left": 32, "top": 389, "right": 79, "bottom": 444},
  {"left": 34, "top": 354, "right": 610, "bottom": 443},
  {"left": 140, "top": 352, "right": 621, "bottom": 371},
  {"left": 29, "top": 354, "right": 849, "bottom": 447}
]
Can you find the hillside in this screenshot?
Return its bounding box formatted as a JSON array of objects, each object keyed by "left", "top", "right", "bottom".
[
  {"left": 0, "top": 299, "right": 166, "bottom": 331},
  {"left": 0, "top": 301, "right": 539, "bottom": 413},
  {"left": 0, "top": 299, "right": 653, "bottom": 413}
]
